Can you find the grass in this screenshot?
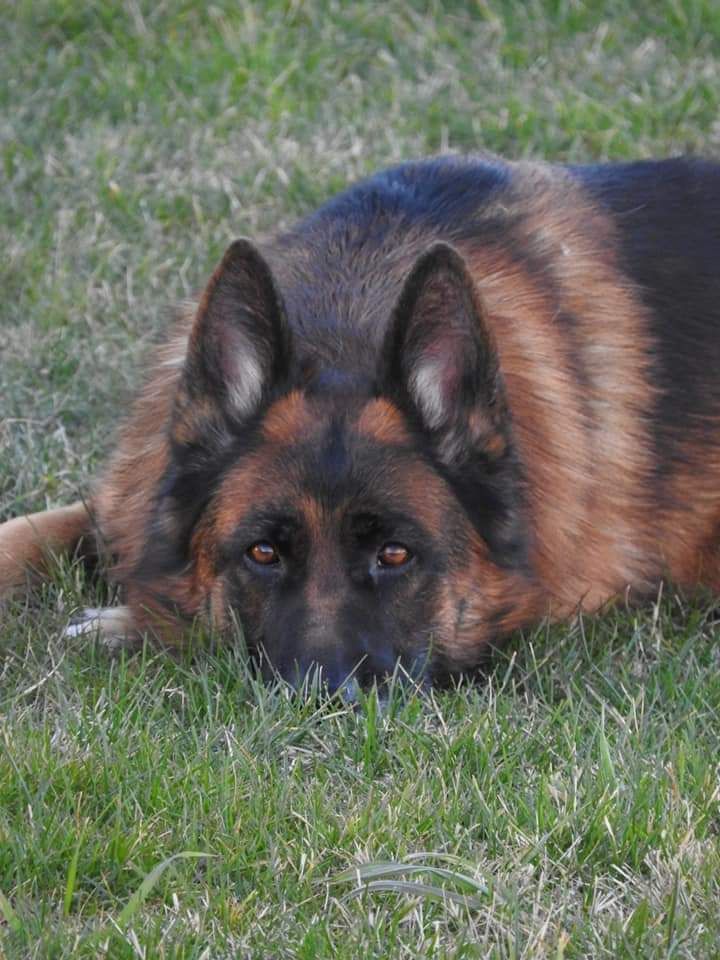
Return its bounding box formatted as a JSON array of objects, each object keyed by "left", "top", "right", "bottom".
[{"left": 1, "top": 0, "right": 719, "bottom": 956}]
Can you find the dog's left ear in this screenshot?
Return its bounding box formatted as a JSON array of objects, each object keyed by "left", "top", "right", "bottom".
[{"left": 382, "top": 242, "right": 508, "bottom": 466}]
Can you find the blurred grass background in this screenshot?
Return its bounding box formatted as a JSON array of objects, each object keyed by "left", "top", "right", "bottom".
[{"left": 1, "top": 2, "right": 719, "bottom": 957}]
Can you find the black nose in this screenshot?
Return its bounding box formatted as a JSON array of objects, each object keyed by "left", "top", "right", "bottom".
[
  {"left": 282, "top": 654, "right": 376, "bottom": 701},
  {"left": 255, "top": 638, "right": 401, "bottom": 701}
]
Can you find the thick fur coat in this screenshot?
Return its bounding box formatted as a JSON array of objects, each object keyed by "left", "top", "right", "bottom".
[{"left": 3, "top": 155, "right": 720, "bottom": 690}]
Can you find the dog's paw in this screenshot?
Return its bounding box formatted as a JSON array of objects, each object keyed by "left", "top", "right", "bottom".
[{"left": 63, "top": 606, "right": 140, "bottom": 652}]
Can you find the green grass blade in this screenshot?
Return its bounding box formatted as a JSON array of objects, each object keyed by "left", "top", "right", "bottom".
[
  {"left": 0, "top": 888, "right": 22, "bottom": 935},
  {"left": 331, "top": 860, "right": 488, "bottom": 894},
  {"left": 116, "top": 852, "right": 214, "bottom": 928},
  {"left": 77, "top": 851, "right": 215, "bottom": 950},
  {"left": 342, "top": 879, "right": 485, "bottom": 910},
  {"left": 63, "top": 823, "right": 87, "bottom": 917}
]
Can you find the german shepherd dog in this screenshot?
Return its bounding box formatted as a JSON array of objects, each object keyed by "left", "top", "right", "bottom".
[{"left": 2, "top": 155, "right": 720, "bottom": 693}]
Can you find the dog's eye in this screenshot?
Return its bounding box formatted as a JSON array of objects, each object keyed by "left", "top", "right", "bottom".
[
  {"left": 247, "top": 541, "right": 280, "bottom": 565},
  {"left": 377, "top": 543, "right": 412, "bottom": 568}
]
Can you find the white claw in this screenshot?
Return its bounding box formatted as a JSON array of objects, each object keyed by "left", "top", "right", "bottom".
[{"left": 63, "top": 605, "right": 138, "bottom": 651}]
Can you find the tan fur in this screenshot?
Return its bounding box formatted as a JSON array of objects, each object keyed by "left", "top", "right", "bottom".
[
  {"left": 659, "top": 436, "right": 720, "bottom": 589},
  {"left": 0, "top": 501, "right": 92, "bottom": 599},
  {"left": 301, "top": 499, "right": 347, "bottom": 634},
  {"left": 355, "top": 399, "right": 411, "bottom": 445},
  {"left": 262, "top": 391, "right": 313, "bottom": 444},
  {"left": 462, "top": 165, "right": 658, "bottom": 616},
  {"left": 93, "top": 314, "right": 192, "bottom": 584},
  {"left": 436, "top": 533, "right": 545, "bottom": 666}
]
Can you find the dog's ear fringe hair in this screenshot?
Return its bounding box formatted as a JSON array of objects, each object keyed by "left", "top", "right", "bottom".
[
  {"left": 382, "top": 241, "right": 507, "bottom": 466},
  {"left": 172, "top": 238, "right": 292, "bottom": 445}
]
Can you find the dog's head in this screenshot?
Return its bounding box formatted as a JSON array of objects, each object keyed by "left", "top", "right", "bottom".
[{"left": 135, "top": 239, "right": 535, "bottom": 692}]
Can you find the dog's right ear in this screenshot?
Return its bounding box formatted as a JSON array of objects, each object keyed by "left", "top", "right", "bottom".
[
  {"left": 172, "top": 239, "right": 292, "bottom": 445},
  {"left": 381, "top": 242, "right": 508, "bottom": 468}
]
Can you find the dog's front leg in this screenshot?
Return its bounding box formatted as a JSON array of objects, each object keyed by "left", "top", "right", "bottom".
[{"left": 0, "top": 500, "right": 93, "bottom": 599}]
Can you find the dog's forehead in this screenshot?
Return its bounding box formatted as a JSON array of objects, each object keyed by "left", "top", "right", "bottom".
[
  {"left": 260, "top": 391, "right": 411, "bottom": 449},
  {"left": 265, "top": 393, "right": 413, "bottom": 504},
  {"left": 212, "top": 391, "right": 452, "bottom": 538},
  {"left": 297, "top": 395, "right": 419, "bottom": 494}
]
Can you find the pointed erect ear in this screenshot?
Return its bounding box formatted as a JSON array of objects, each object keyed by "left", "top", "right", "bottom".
[
  {"left": 383, "top": 242, "right": 508, "bottom": 466},
  {"left": 174, "top": 239, "right": 291, "bottom": 441}
]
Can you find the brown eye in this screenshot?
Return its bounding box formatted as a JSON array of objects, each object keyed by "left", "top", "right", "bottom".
[
  {"left": 247, "top": 542, "right": 280, "bottom": 566},
  {"left": 377, "top": 543, "right": 412, "bottom": 568}
]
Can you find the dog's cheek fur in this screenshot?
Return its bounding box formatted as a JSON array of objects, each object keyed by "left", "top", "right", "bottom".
[
  {"left": 431, "top": 532, "right": 542, "bottom": 671},
  {"left": 91, "top": 318, "right": 193, "bottom": 625}
]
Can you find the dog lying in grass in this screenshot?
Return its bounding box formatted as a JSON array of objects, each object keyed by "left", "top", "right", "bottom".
[{"left": 2, "top": 155, "right": 720, "bottom": 692}]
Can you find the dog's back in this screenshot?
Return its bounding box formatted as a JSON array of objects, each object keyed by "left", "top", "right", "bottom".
[{"left": 575, "top": 158, "right": 720, "bottom": 589}]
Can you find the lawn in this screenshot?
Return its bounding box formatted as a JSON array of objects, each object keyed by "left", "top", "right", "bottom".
[{"left": 1, "top": 1, "right": 720, "bottom": 957}]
